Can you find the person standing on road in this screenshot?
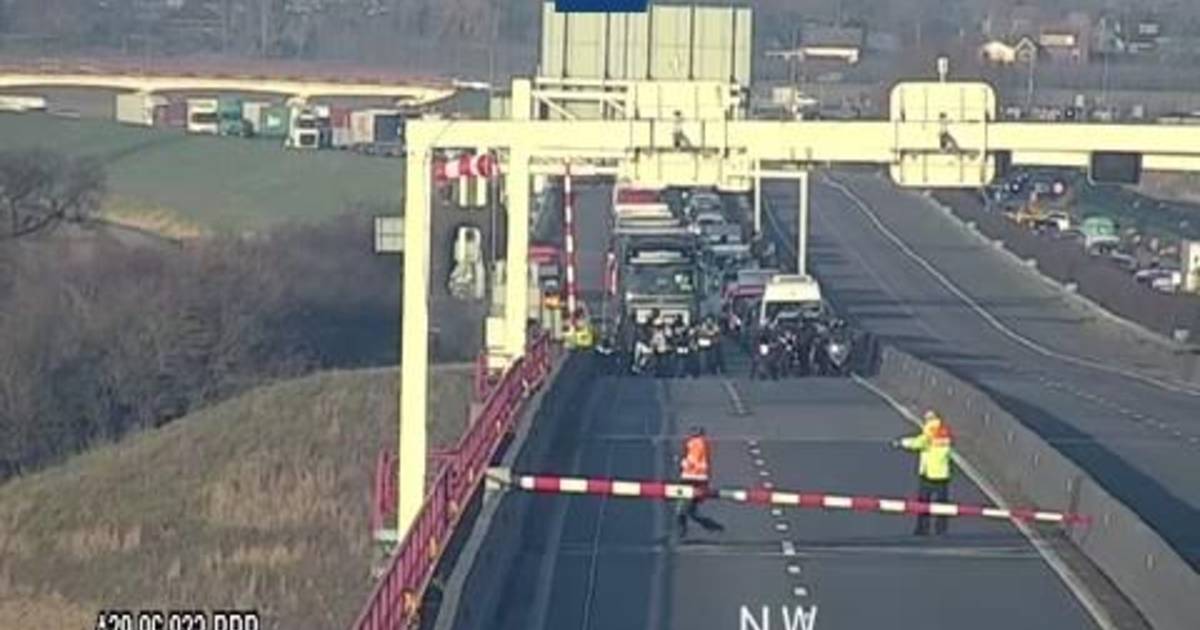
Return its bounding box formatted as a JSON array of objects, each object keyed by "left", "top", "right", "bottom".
[
  {"left": 677, "top": 427, "right": 724, "bottom": 538},
  {"left": 892, "top": 410, "right": 954, "bottom": 536}
]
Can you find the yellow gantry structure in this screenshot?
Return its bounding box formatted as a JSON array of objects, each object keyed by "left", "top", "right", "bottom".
[{"left": 395, "top": 73, "right": 1200, "bottom": 536}]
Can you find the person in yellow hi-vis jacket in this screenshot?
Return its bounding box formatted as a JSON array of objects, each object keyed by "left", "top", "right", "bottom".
[
  {"left": 891, "top": 410, "right": 954, "bottom": 536},
  {"left": 564, "top": 308, "right": 595, "bottom": 350}
]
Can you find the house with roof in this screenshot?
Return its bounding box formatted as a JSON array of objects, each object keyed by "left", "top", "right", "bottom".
[{"left": 765, "top": 24, "right": 865, "bottom": 65}]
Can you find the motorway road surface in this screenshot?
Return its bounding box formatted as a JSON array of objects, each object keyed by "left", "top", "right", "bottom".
[
  {"left": 454, "top": 179, "right": 1100, "bottom": 630},
  {"left": 764, "top": 171, "right": 1200, "bottom": 568},
  {"left": 480, "top": 369, "right": 1098, "bottom": 630}
]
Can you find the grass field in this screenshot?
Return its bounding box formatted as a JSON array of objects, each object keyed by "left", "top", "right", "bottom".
[
  {"left": 0, "top": 365, "right": 474, "bottom": 630},
  {"left": 0, "top": 113, "right": 403, "bottom": 236}
]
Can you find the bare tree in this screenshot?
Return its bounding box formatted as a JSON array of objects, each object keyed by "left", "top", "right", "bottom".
[{"left": 0, "top": 150, "right": 106, "bottom": 240}]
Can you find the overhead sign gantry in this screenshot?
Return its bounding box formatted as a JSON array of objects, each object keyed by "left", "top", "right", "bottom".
[{"left": 394, "top": 66, "right": 1200, "bottom": 535}]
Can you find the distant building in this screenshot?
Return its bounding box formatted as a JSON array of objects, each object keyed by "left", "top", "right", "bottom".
[
  {"left": 1126, "top": 16, "right": 1164, "bottom": 55},
  {"left": 979, "top": 40, "right": 1017, "bottom": 65},
  {"left": 765, "top": 24, "right": 864, "bottom": 65},
  {"left": 1039, "top": 31, "right": 1086, "bottom": 63},
  {"left": 1014, "top": 36, "right": 1039, "bottom": 63}
]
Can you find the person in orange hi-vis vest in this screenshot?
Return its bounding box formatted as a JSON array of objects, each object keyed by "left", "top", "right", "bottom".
[{"left": 677, "top": 427, "right": 725, "bottom": 538}]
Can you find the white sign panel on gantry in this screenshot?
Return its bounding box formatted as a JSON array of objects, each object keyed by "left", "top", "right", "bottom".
[
  {"left": 889, "top": 81, "right": 998, "bottom": 188},
  {"left": 540, "top": 1, "right": 753, "bottom": 86}
]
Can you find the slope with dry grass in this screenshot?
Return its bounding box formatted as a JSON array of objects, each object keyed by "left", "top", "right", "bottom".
[{"left": 0, "top": 364, "right": 474, "bottom": 630}]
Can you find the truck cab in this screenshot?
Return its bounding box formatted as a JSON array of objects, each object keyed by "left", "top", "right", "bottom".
[
  {"left": 758, "top": 274, "right": 824, "bottom": 328},
  {"left": 617, "top": 233, "right": 699, "bottom": 327}
]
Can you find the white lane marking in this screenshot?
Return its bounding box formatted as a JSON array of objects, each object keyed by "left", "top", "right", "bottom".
[
  {"left": 772, "top": 507, "right": 784, "bottom": 517},
  {"left": 755, "top": 458, "right": 766, "bottom": 467},
  {"left": 824, "top": 175, "right": 1200, "bottom": 398},
  {"left": 579, "top": 447, "right": 614, "bottom": 630},
  {"left": 786, "top": 563, "right": 802, "bottom": 575},
  {"left": 723, "top": 379, "right": 751, "bottom": 415},
  {"left": 781, "top": 541, "right": 797, "bottom": 557},
  {"left": 854, "top": 375, "right": 1120, "bottom": 630},
  {"left": 762, "top": 481, "right": 775, "bottom": 490},
  {"left": 793, "top": 586, "right": 809, "bottom": 597},
  {"left": 759, "top": 469, "right": 771, "bottom": 477},
  {"left": 775, "top": 522, "right": 790, "bottom": 532}
]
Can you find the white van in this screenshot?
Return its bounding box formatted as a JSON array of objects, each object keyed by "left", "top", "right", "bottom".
[{"left": 758, "top": 274, "right": 824, "bottom": 327}]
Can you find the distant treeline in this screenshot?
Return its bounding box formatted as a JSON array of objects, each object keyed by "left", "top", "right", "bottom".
[{"left": 0, "top": 149, "right": 415, "bottom": 480}]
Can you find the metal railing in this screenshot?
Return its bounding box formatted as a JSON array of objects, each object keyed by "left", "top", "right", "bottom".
[{"left": 353, "top": 333, "right": 554, "bottom": 630}]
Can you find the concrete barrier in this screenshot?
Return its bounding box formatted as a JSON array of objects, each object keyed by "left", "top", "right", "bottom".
[
  {"left": 429, "top": 352, "right": 597, "bottom": 630},
  {"left": 873, "top": 345, "right": 1200, "bottom": 630}
]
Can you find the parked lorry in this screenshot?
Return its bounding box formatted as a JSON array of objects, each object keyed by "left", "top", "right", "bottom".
[
  {"left": 257, "top": 104, "right": 290, "bottom": 139},
  {"left": 0, "top": 95, "right": 47, "bottom": 112},
  {"left": 217, "top": 95, "right": 249, "bottom": 136},
  {"left": 186, "top": 98, "right": 219, "bottom": 135},
  {"left": 115, "top": 93, "right": 167, "bottom": 126},
  {"left": 287, "top": 105, "right": 330, "bottom": 149},
  {"left": 350, "top": 109, "right": 406, "bottom": 156},
  {"left": 241, "top": 101, "right": 272, "bottom": 136}
]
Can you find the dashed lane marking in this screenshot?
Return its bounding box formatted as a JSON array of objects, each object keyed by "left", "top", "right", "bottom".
[
  {"left": 793, "top": 586, "right": 809, "bottom": 597},
  {"left": 781, "top": 541, "right": 797, "bottom": 557},
  {"left": 786, "top": 564, "right": 801, "bottom": 575},
  {"left": 723, "top": 379, "right": 752, "bottom": 416}
]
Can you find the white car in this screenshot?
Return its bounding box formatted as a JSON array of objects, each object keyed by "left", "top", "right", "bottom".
[{"left": 758, "top": 274, "right": 824, "bottom": 328}]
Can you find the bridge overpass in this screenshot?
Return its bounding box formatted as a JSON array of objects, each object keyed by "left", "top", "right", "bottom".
[{"left": 0, "top": 61, "right": 456, "bottom": 103}]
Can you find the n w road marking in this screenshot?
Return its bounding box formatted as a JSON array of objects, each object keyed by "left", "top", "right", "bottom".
[{"left": 740, "top": 605, "right": 819, "bottom": 630}]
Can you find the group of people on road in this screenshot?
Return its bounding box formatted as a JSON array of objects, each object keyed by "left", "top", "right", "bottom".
[
  {"left": 629, "top": 315, "right": 726, "bottom": 378},
  {"left": 675, "top": 409, "right": 955, "bottom": 539},
  {"left": 747, "top": 318, "right": 852, "bottom": 380}
]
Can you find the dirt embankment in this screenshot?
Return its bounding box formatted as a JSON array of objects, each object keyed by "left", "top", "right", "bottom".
[{"left": 0, "top": 365, "right": 474, "bottom": 630}]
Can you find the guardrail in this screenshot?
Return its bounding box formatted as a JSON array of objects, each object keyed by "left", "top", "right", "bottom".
[
  {"left": 874, "top": 345, "right": 1200, "bottom": 630},
  {"left": 353, "top": 334, "right": 554, "bottom": 630}
]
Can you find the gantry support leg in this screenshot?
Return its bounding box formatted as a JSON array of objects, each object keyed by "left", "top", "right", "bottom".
[
  {"left": 504, "top": 148, "right": 531, "bottom": 360},
  {"left": 398, "top": 149, "right": 431, "bottom": 535},
  {"left": 797, "top": 169, "right": 809, "bottom": 275},
  {"left": 753, "top": 163, "right": 763, "bottom": 236}
]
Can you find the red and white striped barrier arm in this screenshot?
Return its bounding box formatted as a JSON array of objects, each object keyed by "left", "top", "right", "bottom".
[
  {"left": 434, "top": 153, "right": 498, "bottom": 181},
  {"left": 563, "top": 165, "right": 579, "bottom": 331},
  {"left": 493, "top": 471, "right": 1089, "bottom": 525}
]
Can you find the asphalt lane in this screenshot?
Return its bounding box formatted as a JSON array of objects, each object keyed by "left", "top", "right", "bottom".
[
  {"left": 473, "top": 178, "right": 1098, "bottom": 630},
  {"left": 484, "top": 367, "right": 1097, "bottom": 630},
  {"left": 764, "top": 172, "right": 1200, "bottom": 566}
]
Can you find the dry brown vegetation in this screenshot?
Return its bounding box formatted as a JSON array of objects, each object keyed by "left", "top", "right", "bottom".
[
  {"left": 0, "top": 200, "right": 408, "bottom": 481},
  {"left": 0, "top": 364, "right": 475, "bottom": 630}
]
